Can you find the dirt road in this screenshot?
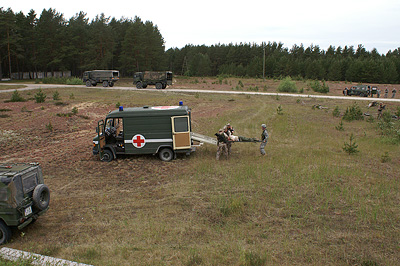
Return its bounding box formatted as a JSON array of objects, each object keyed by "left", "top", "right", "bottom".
[{"left": 2, "top": 83, "right": 400, "bottom": 103}]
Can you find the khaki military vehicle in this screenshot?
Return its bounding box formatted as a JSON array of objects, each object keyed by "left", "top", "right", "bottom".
[
  {"left": 83, "top": 70, "right": 119, "bottom": 87},
  {"left": 343, "top": 85, "right": 377, "bottom": 97},
  {"left": 133, "top": 71, "right": 173, "bottom": 89},
  {"left": 0, "top": 163, "right": 50, "bottom": 244}
]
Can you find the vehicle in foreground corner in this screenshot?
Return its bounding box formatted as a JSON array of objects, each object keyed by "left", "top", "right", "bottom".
[
  {"left": 0, "top": 163, "right": 50, "bottom": 244},
  {"left": 93, "top": 104, "right": 195, "bottom": 162}
]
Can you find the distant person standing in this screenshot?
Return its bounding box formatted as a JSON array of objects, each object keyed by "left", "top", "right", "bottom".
[
  {"left": 384, "top": 88, "right": 389, "bottom": 98},
  {"left": 392, "top": 88, "right": 397, "bottom": 98},
  {"left": 377, "top": 103, "right": 385, "bottom": 119},
  {"left": 377, "top": 89, "right": 381, "bottom": 98},
  {"left": 260, "top": 124, "right": 269, "bottom": 156}
]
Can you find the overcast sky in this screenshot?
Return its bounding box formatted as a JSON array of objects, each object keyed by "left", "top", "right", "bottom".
[{"left": 4, "top": 0, "right": 400, "bottom": 54}]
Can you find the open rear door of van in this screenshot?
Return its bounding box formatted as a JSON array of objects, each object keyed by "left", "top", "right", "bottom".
[
  {"left": 171, "top": 116, "right": 191, "bottom": 150},
  {"left": 97, "top": 120, "right": 105, "bottom": 159}
]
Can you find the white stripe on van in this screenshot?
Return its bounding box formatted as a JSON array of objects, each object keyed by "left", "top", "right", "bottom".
[{"left": 125, "top": 139, "right": 173, "bottom": 144}]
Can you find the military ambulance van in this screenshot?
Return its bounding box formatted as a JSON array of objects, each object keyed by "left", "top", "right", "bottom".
[{"left": 93, "top": 105, "right": 195, "bottom": 162}]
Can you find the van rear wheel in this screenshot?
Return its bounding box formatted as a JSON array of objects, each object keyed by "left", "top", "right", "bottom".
[
  {"left": 103, "top": 81, "right": 109, "bottom": 87},
  {"left": 159, "top": 148, "right": 174, "bottom": 162},
  {"left": 0, "top": 220, "right": 11, "bottom": 245}
]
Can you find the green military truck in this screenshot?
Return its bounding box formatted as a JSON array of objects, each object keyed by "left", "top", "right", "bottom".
[
  {"left": 83, "top": 70, "right": 119, "bottom": 87},
  {"left": 343, "top": 85, "right": 377, "bottom": 97},
  {"left": 0, "top": 163, "right": 50, "bottom": 244},
  {"left": 133, "top": 71, "right": 173, "bottom": 89},
  {"left": 93, "top": 104, "right": 195, "bottom": 162}
]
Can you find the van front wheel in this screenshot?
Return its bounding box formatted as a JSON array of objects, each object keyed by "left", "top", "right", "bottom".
[
  {"left": 101, "top": 149, "right": 113, "bottom": 162},
  {"left": 159, "top": 148, "right": 174, "bottom": 162}
]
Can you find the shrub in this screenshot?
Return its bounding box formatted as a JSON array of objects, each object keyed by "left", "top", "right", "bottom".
[
  {"left": 377, "top": 112, "right": 400, "bottom": 143},
  {"left": 277, "top": 105, "right": 283, "bottom": 115},
  {"left": 53, "top": 91, "right": 60, "bottom": 101},
  {"left": 241, "top": 250, "right": 267, "bottom": 266},
  {"left": 308, "top": 80, "right": 329, "bottom": 93},
  {"left": 65, "top": 77, "right": 84, "bottom": 85},
  {"left": 277, "top": 76, "right": 297, "bottom": 93},
  {"left": 343, "top": 133, "right": 359, "bottom": 155},
  {"left": 71, "top": 107, "right": 78, "bottom": 115},
  {"left": 10, "top": 90, "right": 25, "bottom": 102},
  {"left": 382, "top": 111, "right": 392, "bottom": 123},
  {"left": 46, "top": 121, "right": 53, "bottom": 132},
  {"left": 381, "top": 152, "right": 391, "bottom": 163},
  {"left": 40, "top": 77, "right": 83, "bottom": 85},
  {"left": 396, "top": 107, "right": 400, "bottom": 117},
  {"left": 332, "top": 106, "right": 340, "bottom": 117},
  {"left": 335, "top": 120, "right": 344, "bottom": 131},
  {"left": 34, "top": 89, "right": 46, "bottom": 103},
  {"left": 343, "top": 102, "right": 364, "bottom": 121}
]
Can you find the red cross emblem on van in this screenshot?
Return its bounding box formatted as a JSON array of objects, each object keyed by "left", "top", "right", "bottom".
[{"left": 132, "top": 134, "right": 146, "bottom": 148}]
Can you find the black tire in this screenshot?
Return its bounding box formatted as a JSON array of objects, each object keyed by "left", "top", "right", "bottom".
[
  {"left": 102, "top": 81, "right": 109, "bottom": 87},
  {"left": 109, "top": 82, "right": 114, "bottom": 87},
  {"left": 143, "top": 84, "right": 148, "bottom": 88},
  {"left": 155, "top": 83, "right": 162, "bottom": 90},
  {"left": 159, "top": 148, "right": 174, "bottom": 162},
  {"left": 92, "top": 82, "right": 97, "bottom": 87},
  {"left": 85, "top": 80, "right": 91, "bottom": 87},
  {"left": 136, "top": 82, "right": 143, "bottom": 89},
  {"left": 33, "top": 184, "right": 50, "bottom": 211},
  {"left": 0, "top": 220, "right": 11, "bottom": 245},
  {"left": 162, "top": 83, "right": 167, "bottom": 89},
  {"left": 101, "top": 149, "right": 113, "bottom": 162}
]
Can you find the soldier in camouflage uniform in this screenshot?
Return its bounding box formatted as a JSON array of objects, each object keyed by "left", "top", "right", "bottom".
[
  {"left": 225, "top": 123, "right": 235, "bottom": 155},
  {"left": 215, "top": 129, "right": 229, "bottom": 160},
  {"left": 260, "top": 124, "right": 269, "bottom": 155}
]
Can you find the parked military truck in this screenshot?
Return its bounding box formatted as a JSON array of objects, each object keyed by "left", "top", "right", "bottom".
[
  {"left": 93, "top": 104, "right": 195, "bottom": 162},
  {"left": 133, "top": 71, "right": 173, "bottom": 89},
  {"left": 0, "top": 163, "right": 50, "bottom": 244},
  {"left": 343, "top": 85, "right": 377, "bottom": 97},
  {"left": 83, "top": 70, "right": 119, "bottom": 87}
]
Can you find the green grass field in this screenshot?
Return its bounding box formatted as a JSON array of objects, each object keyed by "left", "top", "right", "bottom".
[{"left": 0, "top": 81, "right": 399, "bottom": 265}]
